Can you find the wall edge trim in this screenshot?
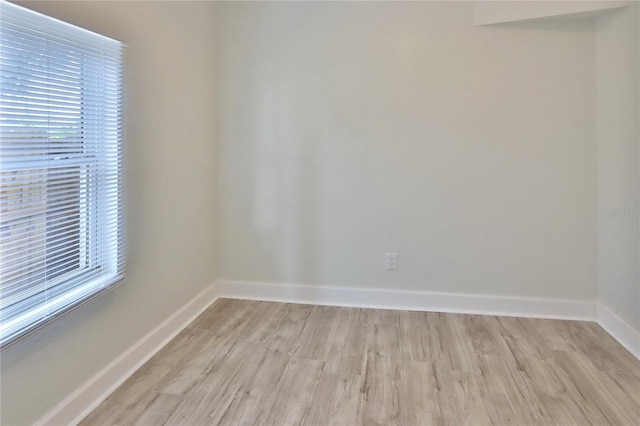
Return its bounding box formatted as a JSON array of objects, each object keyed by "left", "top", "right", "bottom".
[
  {"left": 39, "top": 280, "right": 640, "bottom": 425},
  {"left": 35, "top": 282, "right": 219, "bottom": 426},
  {"left": 596, "top": 301, "right": 640, "bottom": 360},
  {"left": 217, "top": 279, "right": 595, "bottom": 320}
]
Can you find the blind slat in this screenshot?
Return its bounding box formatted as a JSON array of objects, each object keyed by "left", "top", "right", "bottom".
[{"left": 0, "top": 0, "right": 125, "bottom": 347}]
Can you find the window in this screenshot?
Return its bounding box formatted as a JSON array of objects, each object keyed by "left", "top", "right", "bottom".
[{"left": 0, "top": 1, "right": 124, "bottom": 346}]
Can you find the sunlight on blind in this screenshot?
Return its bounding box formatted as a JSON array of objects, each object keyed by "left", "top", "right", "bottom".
[{"left": 0, "top": 0, "right": 124, "bottom": 346}]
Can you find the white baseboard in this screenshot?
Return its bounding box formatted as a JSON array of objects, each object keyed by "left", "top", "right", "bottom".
[
  {"left": 596, "top": 302, "right": 640, "bottom": 359},
  {"left": 216, "top": 280, "right": 595, "bottom": 321},
  {"left": 35, "top": 282, "right": 219, "bottom": 426},
  {"left": 35, "top": 280, "right": 638, "bottom": 426}
]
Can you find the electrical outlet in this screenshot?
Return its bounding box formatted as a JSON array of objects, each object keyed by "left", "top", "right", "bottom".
[{"left": 385, "top": 252, "right": 397, "bottom": 270}]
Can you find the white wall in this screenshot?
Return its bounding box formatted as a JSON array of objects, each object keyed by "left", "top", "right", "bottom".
[
  {"left": 473, "top": 0, "right": 631, "bottom": 26},
  {"left": 0, "top": 2, "right": 217, "bottom": 425},
  {"left": 596, "top": 4, "right": 640, "bottom": 332},
  {"left": 215, "top": 1, "right": 597, "bottom": 300},
  {"left": 4, "top": 1, "right": 635, "bottom": 423}
]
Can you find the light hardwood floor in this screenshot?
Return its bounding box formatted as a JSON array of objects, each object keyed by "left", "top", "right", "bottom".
[{"left": 81, "top": 299, "right": 640, "bottom": 425}]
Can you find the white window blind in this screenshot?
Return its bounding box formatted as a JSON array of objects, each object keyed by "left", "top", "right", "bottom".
[{"left": 0, "top": 1, "right": 124, "bottom": 346}]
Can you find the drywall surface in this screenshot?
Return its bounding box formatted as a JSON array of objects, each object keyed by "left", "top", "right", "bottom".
[
  {"left": 596, "top": 4, "right": 640, "bottom": 332},
  {"left": 0, "top": 2, "right": 217, "bottom": 424},
  {"left": 215, "top": 1, "right": 597, "bottom": 300},
  {"left": 473, "top": 0, "right": 631, "bottom": 26}
]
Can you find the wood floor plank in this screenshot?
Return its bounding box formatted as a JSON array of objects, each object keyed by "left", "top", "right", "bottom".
[
  {"left": 360, "top": 353, "right": 401, "bottom": 425},
  {"left": 152, "top": 327, "right": 216, "bottom": 367},
  {"left": 216, "top": 347, "right": 289, "bottom": 425},
  {"left": 80, "top": 388, "right": 160, "bottom": 426},
  {"left": 611, "top": 372, "right": 640, "bottom": 406},
  {"left": 434, "top": 368, "right": 491, "bottom": 426},
  {"left": 153, "top": 333, "right": 231, "bottom": 395},
  {"left": 397, "top": 361, "right": 435, "bottom": 425},
  {"left": 164, "top": 339, "right": 267, "bottom": 425},
  {"left": 163, "top": 391, "right": 221, "bottom": 426},
  {"left": 495, "top": 332, "right": 593, "bottom": 425},
  {"left": 291, "top": 305, "right": 340, "bottom": 360},
  {"left": 80, "top": 350, "right": 182, "bottom": 426},
  {"left": 555, "top": 350, "right": 637, "bottom": 425},
  {"left": 553, "top": 320, "right": 639, "bottom": 376},
  {"left": 129, "top": 392, "right": 184, "bottom": 425},
  {"left": 81, "top": 300, "right": 640, "bottom": 426},
  {"left": 495, "top": 316, "right": 554, "bottom": 360},
  {"left": 526, "top": 318, "right": 578, "bottom": 353},
  {"left": 373, "top": 308, "right": 401, "bottom": 325},
  {"left": 430, "top": 312, "right": 480, "bottom": 373},
  {"left": 227, "top": 301, "right": 289, "bottom": 341},
  {"left": 584, "top": 322, "right": 640, "bottom": 376},
  {"left": 463, "top": 314, "right": 507, "bottom": 356},
  {"left": 474, "top": 354, "right": 544, "bottom": 425},
  {"left": 371, "top": 323, "right": 401, "bottom": 360},
  {"left": 302, "top": 373, "right": 363, "bottom": 426},
  {"left": 399, "top": 311, "right": 431, "bottom": 362},
  {"left": 251, "top": 357, "right": 325, "bottom": 426},
  {"left": 188, "top": 298, "right": 260, "bottom": 334},
  {"left": 325, "top": 307, "right": 371, "bottom": 375},
  {"left": 262, "top": 302, "right": 313, "bottom": 354}
]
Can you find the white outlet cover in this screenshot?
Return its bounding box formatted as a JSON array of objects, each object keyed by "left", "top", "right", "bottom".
[{"left": 385, "top": 252, "right": 398, "bottom": 270}]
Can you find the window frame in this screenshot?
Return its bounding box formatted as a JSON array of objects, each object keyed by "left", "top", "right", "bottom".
[{"left": 0, "top": 0, "right": 125, "bottom": 348}]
